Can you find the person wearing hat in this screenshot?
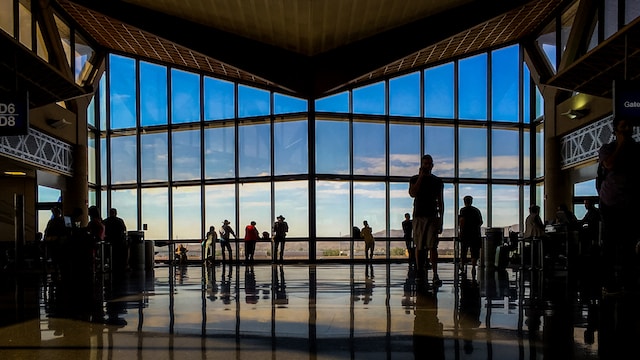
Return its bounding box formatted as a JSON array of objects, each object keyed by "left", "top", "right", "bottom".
[
  {"left": 273, "top": 215, "right": 289, "bottom": 263},
  {"left": 219, "top": 220, "right": 235, "bottom": 262}
]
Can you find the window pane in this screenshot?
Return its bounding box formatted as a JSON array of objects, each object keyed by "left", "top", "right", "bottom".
[
  {"left": 142, "top": 188, "right": 168, "bottom": 240},
  {"left": 35, "top": 21, "right": 48, "bottom": 61},
  {"left": 443, "top": 183, "right": 455, "bottom": 236},
  {"left": 140, "top": 61, "right": 168, "bottom": 126},
  {"left": 204, "top": 184, "right": 236, "bottom": 235},
  {"left": 172, "top": 129, "right": 201, "bottom": 181},
  {"left": 523, "top": 127, "right": 530, "bottom": 179},
  {"left": 425, "top": 124, "right": 454, "bottom": 178},
  {"left": 574, "top": 179, "right": 597, "bottom": 197},
  {"left": 238, "top": 182, "right": 271, "bottom": 238},
  {"left": 172, "top": 186, "right": 201, "bottom": 240},
  {"left": 87, "top": 96, "right": 95, "bottom": 128},
  {"left": 390, "top": 182, "right": 414, "bottom": 234},
  {"left": 353, "top": 82, "right": 385, "bottom": 115},
  {"left": 316, "top": 120, "right": 349, "bottom": 174},
  {"left": 535, "top": 123, "right": 544, "bottom": 178},
  {"left": 536, "top": 21, "right": 557, "bottom": 72},
  {"left": 238, "top": 122, "right": 270, "bottom": 177},
  {"left": 315, "top": 92, "right": 349, "bottom": 113},
  {"left": 459, "top": 54, "right": 487, "bottom": 120},
  {"left": 274, "top": 93, "right": 307, "bottom": 114},
  {"left": 204, "top": 76, "right": 234, "bottom": 120},
  {"left": 110, "top": 135, "right": 137, "bottom": 184},
  {"left": 316, "top": 181, "right": 350, "bottom": 237},
  {"left": 459, "top": 126, "right": 487, "bottom": 178},
  {"left": 604, "top": 0, "right": 618, "bottom": 40},
  {"left": 171, "top": 69, "right": 201, "bottom": 124},
  {"left": 353, "top": 121, "right": 385, "bottom": 175},
  {"left": 18, "top": 2, "right": 31, "bottom": 49},
  {"left": 204, "top": 125, "right": 235, "bottom": 179},
  {"left": 492, "top": 45, "right": 519, "bottom": 122},
  {"left": 625, "top": 1, "right": 640, "bottom": 25},
  {"left": 99, "top": 75, "right": 107, "bottom": 130},
  {"left": 458, "top": 184, "right": 487, "bottom": 231},
  {"left": 353, "top": 182, "right": 386, "bottom": 238},
  {"left": 389, "top": 122, "right": 420, "bottom": 176},
  {"left": 111, "top": 189, "right": 137, "bottom": 231},
  {"left": 389, "top": 72, "right": 420, "bottom": 117},
  {"left": 523, "top": 64, "right": 531, "bottom": 124},
  {"left": 492, "top": 185, "right": 519, "bottom": 230},
  {"left": 109, "top": 54, "right": 136, "bottom": 129},
  {"left": 274, "top": 119, "right": 308, "bottom": 175},
  {"left": 0, "top": 0, "right": 14, "bottom": 36},
  {"left": 88, "top": 132, "right": 96, "bottom": 184},
  {"left": 492, "top": 128, "right": 519, "bottom": 179},
  {"left": 141, "top": 132, "right": 168, "bottom": 182},
  {"left": 274, "top": 180, "right": 309, "bottom": 237},
  {"left": 74, "top": 33, "right": 94, "bottom": 86},
  {"left": 238, "top": 85, "right": 270, "bottom": 117},
  {"left": 100, "top": 137, "right": 107, "bottom": 184},
  {"left": 425, "top": 62, "right": 454, "bottom": 119},
  {"left": 38, "top": 185, "right": 61, "bottom": 202},
  {"left": 54, "top": 14, "right": 71, "bottom": 67}
]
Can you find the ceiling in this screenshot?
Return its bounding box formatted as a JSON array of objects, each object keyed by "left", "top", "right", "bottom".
[{"left": 58, "top": 0, "right": 563, "bottom": 98}]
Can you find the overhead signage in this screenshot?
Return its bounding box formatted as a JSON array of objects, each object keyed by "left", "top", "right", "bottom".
[
  {"left": 613, "top": 80, "right": 640, "bottom": 124},
  {"left": 0, "top": 93, "right": 29, "bottom": 136}
]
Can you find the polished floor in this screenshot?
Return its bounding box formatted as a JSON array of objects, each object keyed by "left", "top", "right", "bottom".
[{"left": 1, "top": 259, "right": 638, "bottom": 360}]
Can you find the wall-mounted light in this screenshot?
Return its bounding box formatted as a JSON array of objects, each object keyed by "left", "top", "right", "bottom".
[
  {"left": 46, "top": 118, "right": 71, "bottom": 129},
  {"left": 561, "top": 108, "right": 590, "bottom": 120},
  {"left": 3, "top": 171, "right": 27, "bottom": 176}
]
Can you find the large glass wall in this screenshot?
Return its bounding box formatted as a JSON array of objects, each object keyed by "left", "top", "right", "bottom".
[{"left": 91, "top": 43, "right": 536, "bottom": 261}]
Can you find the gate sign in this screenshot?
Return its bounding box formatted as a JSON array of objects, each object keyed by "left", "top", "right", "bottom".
[
  {"left": 0, "top": 93, "right": 29, "bottom": 136},
  {"left": 613, "top": 80, "right": 640, "bottom": 124}
]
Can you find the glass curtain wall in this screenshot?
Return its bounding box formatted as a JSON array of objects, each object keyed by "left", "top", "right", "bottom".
[{"left": 91, "top": 43, "right": 536, "bottom": 262}]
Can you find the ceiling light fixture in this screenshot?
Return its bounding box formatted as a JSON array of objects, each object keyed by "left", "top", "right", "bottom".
[
  {"left": 46, "top": 118, "right": 71, "bottom": 129},
  {"left": 561, "top": 108, "right": 590, "bottom": 120}
]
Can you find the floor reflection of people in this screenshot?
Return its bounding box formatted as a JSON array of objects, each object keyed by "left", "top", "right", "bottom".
[
  {"left": 458, "top": 277, "right": 481, "bottom": 354},
  {"left": 413, "top": 286, "right": 444, "bottom": 360},
  {"left": 402, "top": 266, "right": 416, "bottom": 314},
  {"left": 273, "top": 264, "right": 288, "bottom": 305},
  {"left": 220, "top": 263, "right": 233, "bottom": 305},
  {"left": 245, "top": 265, "right": 258, "bottom": 304},
  {"left": 363, "top": 263, "right": 375, "bottom": 304},
  {"left": 206, "top": 264, "right": 218, "bottom": 302}
]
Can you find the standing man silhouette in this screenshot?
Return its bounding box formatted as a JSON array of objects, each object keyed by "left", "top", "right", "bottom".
[
  {"left": 272, "top": 215, "right": 289, "bottom": 263},
  {"left": 409, "top": 154, "right": 444, "bottom": 286}
]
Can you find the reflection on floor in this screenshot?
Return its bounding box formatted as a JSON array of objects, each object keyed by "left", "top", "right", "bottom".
[{"left": 0, "top": 261, "right": 638, "bottom": 359}]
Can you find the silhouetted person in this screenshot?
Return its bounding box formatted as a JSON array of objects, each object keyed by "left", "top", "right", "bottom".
[
  {"left": 244, "top": 221, "right": 259, "bottom": 262},
  {"left": 43, "top": 207, "right": 67, "bottom": 272},
  {"left": 272, "top": 215, "right": 288, "bottom": 263},
  {"left": 409, "top": 154, "right": 444, "bottom": 286},
  {"left": 361, "top": 220, "right": 375, "bottom": 260},
  {"left": 597, "top": 116, "right": 640, "bottom": 294},
  {"left": 203, "top": 225, "right": 217, "bottom": 265},
  {"left": 103, "top": 208, "right": 128, "bottom": 272},
  {"left": 219, "top": 220, "right": 235, "bottom": 262},
  {"left": 402, "top": 213, "right": 414, "bottom": 264},
  {"left": 458, "top": 195, "right": 483, "bottom": 274}
]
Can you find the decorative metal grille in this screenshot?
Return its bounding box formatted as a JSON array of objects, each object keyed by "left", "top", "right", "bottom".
[
  {"left": 0, "top": 128, "right": 73, "bottom": 176},
  {"left": 560, "top": 115, "right": 640, "bottom": 168}
]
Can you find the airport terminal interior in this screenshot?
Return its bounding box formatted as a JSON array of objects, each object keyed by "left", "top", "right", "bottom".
[{"left": 2, "top": 0, "right": 640, "bottom": 359}]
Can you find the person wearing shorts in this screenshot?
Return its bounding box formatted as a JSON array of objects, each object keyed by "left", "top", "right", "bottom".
[{"left": 409, "top": 154, "right": 444, "bottom": 285}]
